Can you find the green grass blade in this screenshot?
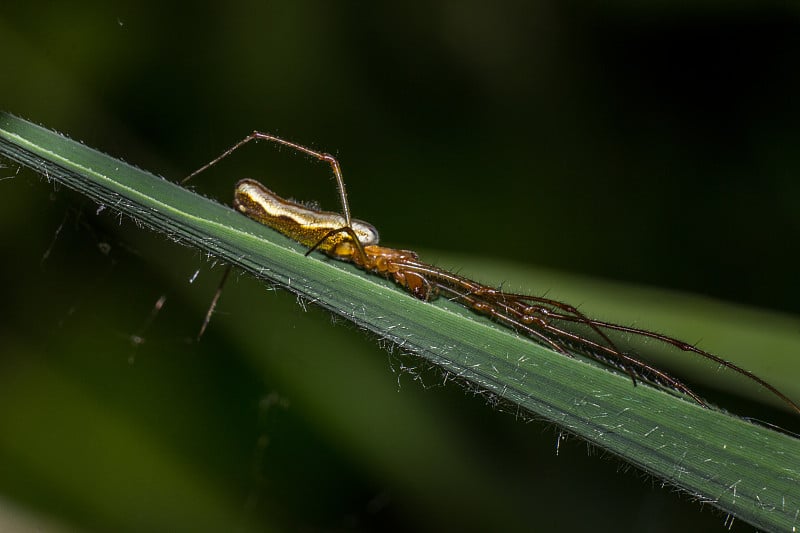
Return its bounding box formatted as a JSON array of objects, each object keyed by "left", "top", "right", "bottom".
[{"left": 1, "top": 112, "right": 798, "bottom": 531}]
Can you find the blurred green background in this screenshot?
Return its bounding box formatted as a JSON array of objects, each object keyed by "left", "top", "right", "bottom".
[{"left": 1, "top": 2, "right": 799, "bottom": 531}]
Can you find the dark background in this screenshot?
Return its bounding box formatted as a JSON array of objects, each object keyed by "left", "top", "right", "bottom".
[{"left": 1, "top": 2, "right": 799, "bottom": 532}]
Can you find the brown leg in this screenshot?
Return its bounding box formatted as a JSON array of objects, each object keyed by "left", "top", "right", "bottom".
[{"left": 181, "top": 131, "right": 352, "bottom": 226}]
